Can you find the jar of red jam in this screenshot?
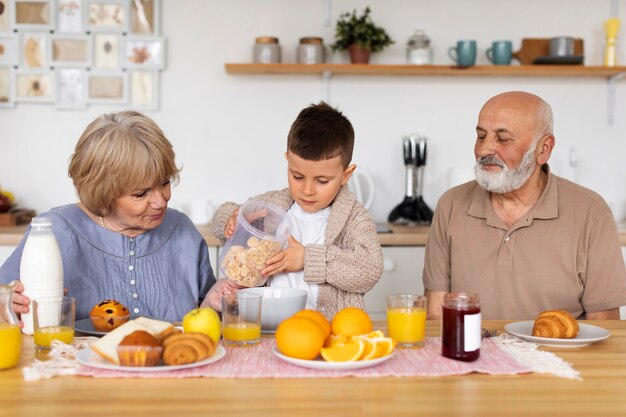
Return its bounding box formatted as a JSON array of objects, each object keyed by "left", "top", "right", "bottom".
[{"left": 441, "top": 293, "right": 481, "bottom": 362}]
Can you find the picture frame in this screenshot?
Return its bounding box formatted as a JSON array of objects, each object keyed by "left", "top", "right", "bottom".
[
  {"left": 20, "top": 31, "right": 48, "bottom": 68},
  {"left": 14, "top": 69, "right": 54, "bottom": 102},
  {"left": 0, "top": 34, "right": 18, "bottom": 65},
  {"left": 92, "top": 32, "right": 119, "bottom": 69},
  {"left": 85, "top": 0, "right": 128, "bottom": 33},
  {"left": 0, "top": 0, "right": 12, "bottom": 31},
  {"left": 49, "top": 34, "right": 91, "bottom": 67},
  {"left": 129, "top": 69, "right": 157, "bottom": 110},
  {"left": 56, "top": 0, "right": 83, "bottom": 33},
  {"left": 12, "top": 0, "right": 55, "bottom": 31},
  {"left": 0, "top": 65, "right": 15, "bottom": 107},
  {"left": 122, "top": 36, "right": 164, "bottom": 69},
  {"left": 55, "top": 67, "right": 85, "bottom": 108},
  {"left": 130, "top": 0, "right": 158, "bottom": 35},
  {"left": 86, "top": 70, "right": 127, "bottom": 103}
]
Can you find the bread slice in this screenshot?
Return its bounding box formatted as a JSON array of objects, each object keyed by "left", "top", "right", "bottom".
[{"left": 90, "top": 317, "right": 174, "bottom": 364}]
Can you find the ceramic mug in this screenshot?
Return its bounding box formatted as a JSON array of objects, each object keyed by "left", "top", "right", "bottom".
[
  {"left": 486, "top": 40, "right": 513, "bottom": 65},
  {"left": 448, "top": 40, "right": 477, "bottom": 67},
  {"left": 550, "top": 36, "right": 575, "bottom": 56}
]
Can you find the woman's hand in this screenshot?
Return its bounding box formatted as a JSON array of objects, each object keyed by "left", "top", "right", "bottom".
[
  {"left": 9, "top": 281, "right": 29, "bottom": 329},
  {"left": 200, "top": 278, "right": 245, "bottom": 311},
  {"left": 224, "top": 208, "right": 239, "bottom": 239},
  {"left": 261, "top": 236, "right": 304, "bottom": 277}
]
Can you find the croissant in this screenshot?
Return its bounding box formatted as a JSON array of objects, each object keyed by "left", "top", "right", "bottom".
[
  {"left": 532, "top": 310, "right": 579, "bottom": 339},
  {"left": 162, "top": 332, "right": 216, "bottom": 365}
]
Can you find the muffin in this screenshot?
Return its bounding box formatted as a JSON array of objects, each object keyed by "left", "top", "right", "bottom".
[
  {"left": 116, "top": 330, "right": 163, "bottom": 367},
  {"left": 89, "top": 300, "right": 131, "bottom": 332}
]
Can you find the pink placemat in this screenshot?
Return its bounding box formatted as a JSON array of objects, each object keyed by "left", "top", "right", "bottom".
[{"left": 76, "top": 337, "right": 531, "bottom": 379}]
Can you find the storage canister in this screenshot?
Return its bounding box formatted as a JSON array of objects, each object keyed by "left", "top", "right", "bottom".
[
  {"left": 407, "top": 30, "right": 433, "bottom": 65},
  {"left": 253, "top": 37, "right": 281, "bottom": 64},
  {"left": 441, "top": 292, "right": 481, "bottom": 362},
  {"left": 297, "top": 37, "right": 325, "bottom": 64}
]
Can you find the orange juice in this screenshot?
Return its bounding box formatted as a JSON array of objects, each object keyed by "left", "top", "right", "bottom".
[
  {"left": 33, "top": 326, "right": 74, "bottom": 348},
  {"left": 387, "top": 307, "right": 426, "bottom": 345},
  {"left": 222, "top": 322, "right": 261, "bottom": 342},
  {"left": 0, "top": 323, "right": 21, "bottom": 369}
]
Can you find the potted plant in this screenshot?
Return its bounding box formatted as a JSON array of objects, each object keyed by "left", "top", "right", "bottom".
[{"left": 331, "top": 7, "right": 394, "bottom": 64}]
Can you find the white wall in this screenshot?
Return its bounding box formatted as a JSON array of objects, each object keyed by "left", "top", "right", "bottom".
[{"left": 1, "top": 0, "right": 625, "bottom": 223}]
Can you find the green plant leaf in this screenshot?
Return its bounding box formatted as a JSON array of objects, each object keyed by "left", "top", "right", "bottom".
[{"left": 331, "top": 7, "right": 394, "bottom": 53}]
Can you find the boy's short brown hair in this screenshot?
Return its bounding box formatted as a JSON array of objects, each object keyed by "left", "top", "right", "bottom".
[{"left": 287, "top": 102, "right": 354, "bottom": 168}]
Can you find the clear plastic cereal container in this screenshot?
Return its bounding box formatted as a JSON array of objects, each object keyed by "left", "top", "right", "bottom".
[{"left": 219, "top": 199, "right": 293, "bottom": 287}]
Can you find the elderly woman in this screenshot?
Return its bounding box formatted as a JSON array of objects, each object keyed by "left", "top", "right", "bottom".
[{"left": 0, "top": 111, "right": 235, "bottom": 323}]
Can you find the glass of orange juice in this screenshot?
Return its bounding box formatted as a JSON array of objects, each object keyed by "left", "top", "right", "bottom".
[
  {"left": 33, "top": 296, "right": 75, "bottom": 354},
  {"left": 386, "top": 294, "right": 427, "bottom": 348},
  {"left": 221, "top": 292, "right": 262, "bottom": 346}
]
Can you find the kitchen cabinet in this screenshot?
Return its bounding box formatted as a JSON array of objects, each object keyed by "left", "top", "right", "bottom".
[{"left": 364, "top": 246, "right": 425, "bottom": 321}]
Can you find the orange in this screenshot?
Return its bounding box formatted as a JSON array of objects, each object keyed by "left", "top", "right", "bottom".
[
  {"left": 321, "top": 339, "right": 365, "bottom": 362},
  {"left": 331, "top": 307, "right": 373, "bottom": 337},
  {"left": 360, "top": 339, "right": 378, "bottom": 360},
  {"left": 275, "top": 317, "right": 325, "bottom": 360},
  {"left": 371, "top": 337, "right": 396, "bottom": 358},
  {"left": 352, "top": 330, "right": 384, "bottom": 340},
  {"left": 293, "top": 309, "right": 331, "bottom": 340},
  {"left": 324, "top": 334, "right": 349, "bottom": 348}
]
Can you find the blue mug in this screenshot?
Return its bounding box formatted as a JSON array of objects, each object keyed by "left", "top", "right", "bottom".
[
  {"left": 448, "top": 40, "right": 477, "bottom": 67},
  {"left": 486, "top": 40, "right": 513, "bottom": 65}
]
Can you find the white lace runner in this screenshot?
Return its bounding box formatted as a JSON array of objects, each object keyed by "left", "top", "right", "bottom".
[{"left": 22, "top": 337, "right": 97, "bottom": 381}]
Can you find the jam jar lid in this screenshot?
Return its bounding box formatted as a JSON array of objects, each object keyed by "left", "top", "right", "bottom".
[
  {"left": 299, "top": 37, "right": 324, "bottom": 45},
  {"left": 407, "top": 30, "right": 431, "bottom": 48},
  {"left": 255, "top": 36, "right": 279, "bottom": 44}
]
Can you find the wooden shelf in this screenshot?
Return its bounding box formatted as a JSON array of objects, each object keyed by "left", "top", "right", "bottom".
[{"left": 225, "top": 63, "right": 626, "bottom": 78}]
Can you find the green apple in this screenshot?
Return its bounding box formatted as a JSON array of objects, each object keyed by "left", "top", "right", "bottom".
[{"left": 182, "top": 307, "right": 221, "bottom": 343}]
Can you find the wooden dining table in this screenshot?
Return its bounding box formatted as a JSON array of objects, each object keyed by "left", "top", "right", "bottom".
[{"left": 1, "top": 320, "right": 625, "bottom": 417}]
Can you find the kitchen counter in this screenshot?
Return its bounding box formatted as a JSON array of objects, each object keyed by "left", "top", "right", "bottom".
[{"left": 1, "top": 223, "right": 626, "bottom": 246}]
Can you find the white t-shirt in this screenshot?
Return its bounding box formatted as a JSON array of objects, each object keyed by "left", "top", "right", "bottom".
[{"left": 269, "top": 202, "right": 330, "bottom": 309}]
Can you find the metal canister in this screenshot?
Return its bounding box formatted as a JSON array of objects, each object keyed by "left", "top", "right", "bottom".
[
  {"left": 297, "top": 37, "right": 325, "bottom": 64},
  {"left": 253, "top": 37, "right": 281, "bottom": 64}
]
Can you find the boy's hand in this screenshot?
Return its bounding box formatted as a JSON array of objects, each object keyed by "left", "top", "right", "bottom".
[
  {"left": 200, "top": 278, "right": 245, "bottom": 311},
  {"left": 262, "top": 236, "right": 304, "bottom": 277},
  {"left": 224, "top": 208, "right": 239, "bottom": 239}
]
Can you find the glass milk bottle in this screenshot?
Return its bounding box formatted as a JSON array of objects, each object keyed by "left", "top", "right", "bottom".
[
  {"left": 19, "top": 217, "right": 64, "bottom": 335},
  {"left": 0, "top": 284, "right": 21, "bottom": 369}
]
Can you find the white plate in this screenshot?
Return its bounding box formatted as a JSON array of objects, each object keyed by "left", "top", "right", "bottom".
[
  {"left": 273, "top": 348, "right": 394, "bottom": 370},
  {"left": 504, "top": 321, "right": 610, "bottom": 348},
  {"left": 76, "top": 345, "right": 226, "bottom": 371},
  {"left": 74, "top": 318, "right": 107, "bottom": 336}
]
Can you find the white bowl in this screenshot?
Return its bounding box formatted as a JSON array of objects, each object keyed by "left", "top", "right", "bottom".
[{"left": 238, "top": 287, "right": 307, "bottom": 332}]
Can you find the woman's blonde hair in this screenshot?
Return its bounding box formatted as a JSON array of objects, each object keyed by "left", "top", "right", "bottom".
[{"left": 68, "top": 111, "right": 180, "bottom": 216}]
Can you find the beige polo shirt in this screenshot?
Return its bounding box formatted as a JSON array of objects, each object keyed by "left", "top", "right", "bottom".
[{"left": 423, "top": 166, "right": 626, "bottom": 319}]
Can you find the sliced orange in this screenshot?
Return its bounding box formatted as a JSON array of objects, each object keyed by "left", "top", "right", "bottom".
[
  {"left": 321, "top": 339, "right": 365, "bottom": 362},
  {"left": 372, "top": 337, "right": 396, "bottom": 358},
  {"left": 359, "top": 339, "right": 378, "bottom": 360},
  {"left": 324, "top": 333, "right": 349, "bottom": 348},
  {"left": 352, "top": 330, "right": 384, "bottom": 340}
]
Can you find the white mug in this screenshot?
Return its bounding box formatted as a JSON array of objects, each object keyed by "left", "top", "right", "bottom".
[
  {"left": 190, "top": 199, "right": 214, "bottom": 225},
  {"left": 349, "top": 170, "right": 375, "bottom": 210}
]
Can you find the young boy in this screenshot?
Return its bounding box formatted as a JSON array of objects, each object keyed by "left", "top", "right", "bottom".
[{"left": 212, "top": 102, "right": 383, "bottom": 319}]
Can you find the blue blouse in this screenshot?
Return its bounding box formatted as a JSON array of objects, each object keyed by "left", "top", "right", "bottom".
[{"left": 0, "top": 204, "right": 216, "bottom": 321}]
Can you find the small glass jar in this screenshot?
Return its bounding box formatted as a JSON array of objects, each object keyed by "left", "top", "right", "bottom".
[
  {"left": 441, "top": 293, "right": 481, "bottom": 362},
  {"left": 297, "top": 37, "right": 325, "bottom": 64},
  {"left": 253, "top": 37, "right": 281, "bottom": 64},
  {"left": 406, "top": 30, "right": 433, "bottom": 65}
]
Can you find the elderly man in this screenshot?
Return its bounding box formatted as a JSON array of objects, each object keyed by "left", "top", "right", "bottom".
[{"left": 423, "top": 91, "right": 626, "bottom": 320}]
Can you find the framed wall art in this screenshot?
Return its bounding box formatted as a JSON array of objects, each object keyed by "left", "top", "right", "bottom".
[
  {"left": 20, "top": 31, "right": 47, "bottom": 68},
  {"left": 12, "top": 0, "right": 54, "bottom": 31},
  {"left": 122, "top": 36, "right": 164, "bottom": 69},
  {"left": 49, "top": 34, "right": 91, "bottom": 66},
  {"left": 129, "top": 69, "right": 157, "bottom": 110},
  {"left": 86, "top": 70, "right": 126, "bottom": 103},
  {"left": 0, "top": 65, "right": 15, "bottom": 107},
  {"left": 0, "top": 34, "right": 18, "bottom": 65},
  {"left": 130, "top": 0, "right": 159, "bottom": 35},
  {"left": 0, "top": 0, "right": 11, "bottom": 31},
  {"left": 15, "top": 70, "right": 54, "bottom": 102},
  {"left": 55, "top": 67, "right": 85, "bottom": 108},
  {"left": 93, "top": 32, "right": 119, "bottom": 69},
  {"left": 85, "top": 0, "right": 128, "bottom": 33},
  {"left": 56, "top": 0, "right": 83, "bottom": 33}
]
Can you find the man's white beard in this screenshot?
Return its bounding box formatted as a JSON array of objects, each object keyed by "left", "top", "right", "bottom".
[{"left": 474, "top": 141, "right": 538, "bottom": 194}]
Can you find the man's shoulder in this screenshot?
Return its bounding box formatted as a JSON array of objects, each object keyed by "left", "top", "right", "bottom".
[
  {"left": 439, "top": 181, "right": 480, "bottom": 207},
  {"left": 553, "top": 175, "right": 611, "bottom": 214}
]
